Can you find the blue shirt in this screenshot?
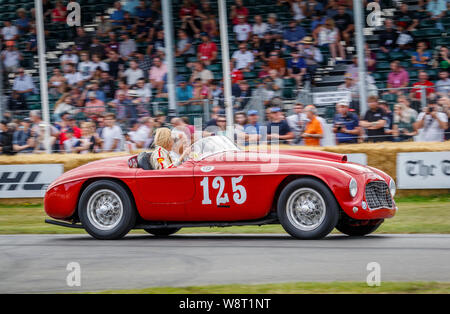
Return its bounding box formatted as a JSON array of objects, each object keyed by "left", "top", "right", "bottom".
[
  {"left": 287, "top": 58, "right": 306, "bottom": 70},
  {"left": 333, "top": 113, "right": 359, "bottom": 143},
  {"left": 283, "top": 26, "right": 306, "bottom": 43},
  {"left": 110, "top": 9, "right": 125, "bottom": 25},
  {"left": 176, "top": 85, "right": 193, "bottom": 101},
  {"left": 412, "top": 51, "right": 431, "bottom": 68},
  {"left": 267, "top": 120, "right": 291, "bottom": 136},
  {"left": 244, "top": 122, "right": 261, "bottom": 135}
]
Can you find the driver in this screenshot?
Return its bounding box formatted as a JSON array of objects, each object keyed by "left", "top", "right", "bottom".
[{"left": 150, "top": 128, "right": 190, "bottom": 169}]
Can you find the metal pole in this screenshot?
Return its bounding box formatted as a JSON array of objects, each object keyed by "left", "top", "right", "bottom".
[
  {"left": 218, "top": 0, "right": 234, "bottom": 138},
  {"left": 353, "top": 0, "right": 368, "bottom": 115},
  {"left": 161, "top": 0, "right": 177, "bottom": 118},
  {"left": 35, "top": 0, "right": 51, "bottom": 153},
  {"left": 0, "top": 40, "right": 3, "bottom": 118}
]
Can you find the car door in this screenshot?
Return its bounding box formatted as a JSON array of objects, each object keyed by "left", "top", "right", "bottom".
[
  {"left": 134, "top": 160, "right": 195, "bottom": 221},
  {"left": 188, "top": 151, "right": 283, "bottom": 221}
]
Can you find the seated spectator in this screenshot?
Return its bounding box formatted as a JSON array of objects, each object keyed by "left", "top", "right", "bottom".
[
  {"left": 394, "top": 24, "right": 414, "bottom": 51},
  {"left": 260, "top": 32, "right": 277, "bottom": 61},
  {"left": 132, "top": 78, "right": 152, "bottom": 103},
  {"left": 386, "top": 61, "right": 409, "bottom": 93},
  {"left": 84, "top": 92, "right": 106, "bottom": 118},
  {"left": 252, "top": 15, "right": 268, "bottom": 38},
  {"left": 333, "top": 102, "right": 360, "bottom": 144},
  {"left": 7, "top": 91, "right": 27, "bottom": 112},
  {"left": 201, "top": 13, "right": 219, "bottom": 38},
  {"left": 60, "top": 46, "right": 79, "bottom": 68},
  {"left": 313, "top": 18, "right": 345, "bottom": 60},
  {"left": 290, "top": 0, "right": 306, "bottom": 21},
  {"left": 303, "top": 0, "right": 324, "bottom": 18},
  {"left": 249, "top": 34, "right": 264, "bottom": 61},
  {"left": 78, "top": 52, "right": 94, "bottom": 81},
  {"left": 99, "top": 71, "right": 116, "bottom": 99},
  {"left": 119, "top": 33, "right": 137, "bottom": 60},
  {"left": 176, "top": 30, "right": 195, "bottom": 61},
  {"left": 108, "top": 91, "right": 137, "bottom": 122},
  {"left": 53, "top": 94, "right": 76, "bottom": 121},
  {"left": 298, "top": 36, "right": 323, "bottom": 76},
  {"left": 74, "top": 27, "right": 91, "bottom": 51},
  {"left": 283, "top": 20, "right": 306, "bottom": 51},
  {"left": 287, "top": 50, "right": 307, "bottom": 87},
  {"left": 411, "top": 42, "right": 431, "bottom": 68},
  {"left": 26, "top": 27, "right": 37, "bottom": 52},
  {"left": 123, "top": 60, "right": 144, "bottom": 86},
  {"left": 91, "top": 54, "right": 109, "bottom": 72},
  {"left": 365, "top": 43, "right": 376, "bottom": 73},
  {"left": 410, "top": 71, "right": 435, "bottom": 106},
  {"left": 232, "top": 80, "right": 252, "bottom": 110},
  {"left": 176, "top": 78, "right": 194, "bottom": 108},
  {"left": 286, "top": 103, "right": 308, "bottom": 144},
  {"left": 13, "top": 118, "right": 34, "bottom": 153},
  {"left": 230, "top": 0, "right": 249, "bottom": 25},
  {"left": 107, "top": 50, "right": 125, "bottom": 80},
  {"left": 230, "top": 61, "right": 244, "bottom": 84},
  {"left": 64, "top": 64, "right": 84, "bottom": 86},
  {"left": 414, "top": 101, "right": 448, "bottom": 142},
  {"left": 15, "top": 8, "right": 29, "bottom": 35},
  {"left": 0, "top": 121, "right": 15, "bottom": 155},
  {"left": 101, "top": 113, "right": 124, "bottom": 152},
  {"left": 149, "top": 57, "right": 167, "bottom": 91},
  {"left": 232, "top": 43, "right": 254, "bottom": 71},
  {"left": 379, "top": 100, "right": 394, "bottom": 140},
  {"left": 395, "top": 3, "right": 419, "bottom": 31},
  {"left": 267, "top": 51, "right": 286, "bottom": 77},
  {"left": 397, "top": 95, "right": 418, "bottom": 120},
  {"left": 435, "top": 70, "right": 450, "bottom": 97},
  {"left": 360, "top": 96, "right": 387, "bottom": 142},
  {"left": 234, "top": 15, "right": 252, "bottom": 42},
  {"left": 51, "top": 0, "right": 67, "bottom": 23},
  {"left": 96, "top": 15, "right": 112, "bottom": 38},
  {"left": 433, "top": 46, "right": 450, "bottom": 70},
  {"left": 426, "top": 0, "right": 446, "bottom": 31},
  {"left": 1, "top": 20, "right": 18, "bottom": 41},
  {"left": 266, "top": 13, "right": 284, "bottom": 40},
  {"left": 197, "top": 33, "right": 218, "bottom": 66},
  {"left": 379, "top": 19, "right": 398, "bottom": 54},
  {"left": 105, "top": 31, "right": 120, "bottom": 54},
  {"left": 266, "top": 107, "right": 294, "bottom": 143},
  {"left": 338, "top": 74, "right": 359, "bottom": 112},
  {"left": 392, "top": 103, "right": 417, "bottom": 142},
  {"left": 110, "top": 1, "right": 126, "bottom": 28},
  {"left": 12, "top": 68, "right": 35, "bottom": 100},
  {"left": 190, "top": 62, "right": 214, "bottom": 85},
  {"left": 333, "top": 5, "right": 354, "bottom": 43},
  {"left": 301, "top": 105, "right": 323, "bottom": 146},
  {"left": 49, "top": 68, "right": 67, "bottom": 96},
  {"left": 268, "top": 69, "right": 284, "bottom": 98}
]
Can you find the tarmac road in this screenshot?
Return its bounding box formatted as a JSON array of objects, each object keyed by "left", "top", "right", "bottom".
[{"left": 0, "top": 233, "right": 449, "bottom": 293}]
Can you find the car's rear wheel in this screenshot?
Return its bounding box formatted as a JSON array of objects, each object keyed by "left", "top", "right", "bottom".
[
  {"left": 277, "top": 178, "right": 339, "bottom": 239},
  {"left": 144, "top": 227, "right": 181, "bottom": 237},
  {"left": 78, "top": 180, "right": 136, "bottom": 240},
  {"left": 336, "top": 219, "right": 383, "bottom": 236}
]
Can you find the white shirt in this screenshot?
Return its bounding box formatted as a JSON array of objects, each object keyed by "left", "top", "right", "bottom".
[
  {"left": 232, "top": 50, "right": 254, "bottom": 70},
  {"left": 252, "top": 23, "right": 268, "bottom": 38},
  {"left": 63, "top": 137, "right": 80, "bottom": 153},
  {"left": 417, "top": 111, "right": 448, "bottom": 142},
  {"left": 78, "top": 61, "right": 95, "bottom": 80},
  {"left": 234, "top": 24, "right": 252, "bottom": 42},
  {"left": 287, "top": 112, "right": 307, "bottom": 134},
  {"left": 91, "top": 61, "right": 109, "bottom": 72},
  {"left": 101, "top": 125, "right": 124, "bottom": 152},
  {"left": 1, "top": 50, "right": 20, "bottom": 68},
  {"left": 64, "top": 72, "right": 84, "bottom": 85},
  {"left": 60, "top": 54, "right": 79, "bottom": 65},
  {"left": 123, "top": 68, "right": 144, "bottom": 86},
  {"left": 13, "top": 74, "right": 35, "bottom": 92},
  {"left": 2, "top": 26, "right": 18, "bottom": 40},
  {"left": 133, "top": 125, "right": 151, "bottom": 144}
]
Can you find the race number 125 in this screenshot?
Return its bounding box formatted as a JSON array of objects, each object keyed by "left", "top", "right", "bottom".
[{"left": 200, "top": 176, "right": 247, "bottom": 206}]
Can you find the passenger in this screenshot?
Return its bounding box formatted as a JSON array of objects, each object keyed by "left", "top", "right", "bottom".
[{"left": 149, "top": 127, "right": 190, "bottom": 169}]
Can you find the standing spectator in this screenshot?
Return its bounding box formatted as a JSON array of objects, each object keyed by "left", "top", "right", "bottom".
[
  {"left": 291, "top": 0, "right": 306, "bottom": 21},
  {"left": 12, "top": 68, "right": 35, "bottom": 100},
  {"left": 51, "top": 0, "right": 67, "bottom": 23},
  {"left": 283, "top": 20, "right": 306, "bottom": 51},
  {"left": 197, "top": 33, "right": 218, "bottom": 66},
  {"left": 230, "top": 0, "right": 249, "bottom": 25},
  {"left": 1, "top": 41, "right": 22, "bottom": 79},
  {"left": 1, "top": 21, "right": 18, "bottom": 41},
  {"left": 379, "top": 19, "right": 398, "bottom": 54},
  {"left": 234, "top": 15, "right": 252, "bottom": 42},
  {"left": 244, "top": 110, "right": 263, "bottom": 144},
  {"left": 63, "top": 128, "right": 81, "bottom": 153},
  {"left": 232, "top": 80, "right": 252, "bottom": 110},
  {"left": 101, "top": 113, "right": 124, "bottom": 152},
  {"left": 333, "top": 102, "right": 360, "bottom": 144},
  {"left": 266, "top": 107, "right": 294, "bottom": 143},
  {"left": 232, "top": 43, "right": 254, "bottom": 71},
  {"left": 301, "top": 105, "right": 323, "bottom": 146},
  {"left": 411, "top": 42, "right": 431, "bottom": 68},
  {"left": 7, "top": 91, "right": 27, "bottom": 112},
  {"left": 410, "top": 71, "right": 435, "bottom": 107},
  {"left": 266, "top": 13, "right": 283, "bottom": 40},
  {"left": 435, "top": 70, "right": 450, "bottom": 97},
  {"left": 133, "top": 117, "right": 154, "bottom": 149},
  {"left": 392, "top": 104, "right": 418, "bottom": 142},
  {"left": 149, "top": 57, "right": 167, "bottom": 91},
  {"left": 414, "top": 102, "right": 448, "bottom": 142},
  {"left": 123, "top": 60, "right": 144, "bottom": 86},
  {"left": 0, "top": 121, "right": 15, "bottom": 155},
  {"left": 386, "top": 61, "right": 409, "bottom": 93},
  {"left": 333, "top": 5, "right": 354, "bottom": 43},
  {"left": 286, "top": 103, "right": 308, "bottom": 144},
  {"left": 190, "top": 62, "right": 214, "bottom": 85},
  {"left": 360, "top": 96, "right": 387, "bottom": 142},
  {"left": 252, "top": 15, "right": 268, "bottom": 38},
  {"left": 426, "top": 0, "right": 446, "bottom": 31},
  {"left": 13, "top": 118, "right": 34, "bottom": 153},
  {"left": 73, "top": 122, "right": 97, "bottom": 154}
]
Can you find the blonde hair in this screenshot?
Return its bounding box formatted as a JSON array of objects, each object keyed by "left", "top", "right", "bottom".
[{"left": 154, "top": 127, "right": 173, "bottom": 150}]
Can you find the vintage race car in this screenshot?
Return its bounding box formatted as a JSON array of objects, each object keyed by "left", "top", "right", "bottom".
[{"left": 45, "top": 136, "right": 397, "bottom": 240}]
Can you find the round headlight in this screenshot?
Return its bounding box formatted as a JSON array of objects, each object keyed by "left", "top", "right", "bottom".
[
  {"left": 349, "top": 178, "right": 358, "bottom": 198},
  {"left": 389, "top": 179, "right": 396, "bottom": 198}
]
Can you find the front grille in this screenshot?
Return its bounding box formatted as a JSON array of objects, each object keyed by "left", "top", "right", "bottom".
[{"left": 365, "top": 181, "right": 393, "bottom": 210}]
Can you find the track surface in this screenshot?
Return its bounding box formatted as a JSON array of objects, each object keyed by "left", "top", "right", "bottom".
[{"left": 0, "top": 233, "right": 449, "bottom": 293}]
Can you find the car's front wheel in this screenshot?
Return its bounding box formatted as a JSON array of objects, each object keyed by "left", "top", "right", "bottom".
[
  {"left": 78, "top": 180, "right": 136, "bottom": 240},
  {"left": 277, "top": 178, "right": 339, "bottom": 240},
  {"left": 144, "top": 227, "right": 181, "bottom": 237}
]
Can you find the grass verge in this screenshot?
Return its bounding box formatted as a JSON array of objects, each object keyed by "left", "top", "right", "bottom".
[
  {"left": 96, "top": 281, "right": 450, "bottom": 294},
  {"left": 0, "top": 195, "right": 449, "bottom": 234}
]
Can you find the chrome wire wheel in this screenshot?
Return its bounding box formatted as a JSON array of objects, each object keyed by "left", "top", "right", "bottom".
[
  {"left": 86, "top": 189, "right": 124, "bottom": 231},
  {"left": 286, "top": 187, "right": 326, "bottom": 231}
]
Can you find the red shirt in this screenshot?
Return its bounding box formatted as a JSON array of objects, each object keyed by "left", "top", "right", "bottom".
[
  {"left": 198, "top": 42, "right": 217, "bottom": 61},
  {"left": 411, "top": 81, "right": 435, "bottom": 100},
  {"left": 59, "top": 126, "right": 81, "bottom": 145},
  {"left": 231, "top": 69, "right": 243, "bottom": 84},
  {"left": 232, "top": 7, "right": 249, "bottom": 25},
  {"left": 52, "top": 7, "right": 67, "bottom": 23}
]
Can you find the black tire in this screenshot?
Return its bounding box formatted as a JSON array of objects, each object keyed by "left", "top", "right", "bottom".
[
  {"left": 144, "top": 227, "right": 181, "bottom": 237},
  {"left": 336, "top": 220, "right": 383, "bottom": 236},
  {"left": 78, "top": 180, "right": 136, "bottom": 240},
  {"left": 277, "top": 178, "right": 339, "bottom": 240}
]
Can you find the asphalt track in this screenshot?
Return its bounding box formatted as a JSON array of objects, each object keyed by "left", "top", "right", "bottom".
[{"left": 0, "top": 233, "right": 449, "bottom": 293}]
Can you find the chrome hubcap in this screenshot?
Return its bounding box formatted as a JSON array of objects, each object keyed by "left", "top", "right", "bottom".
[
  {"left": 87, "top": 189, "right": 123, "bottom": 231},
  {"left": 286, "top": 188, "right": 326, "bottom": 231}
]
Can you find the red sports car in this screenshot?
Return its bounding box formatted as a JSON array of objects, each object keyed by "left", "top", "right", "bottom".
[{"left": 45, "top": 136, "right": 397, "bottom": 240}]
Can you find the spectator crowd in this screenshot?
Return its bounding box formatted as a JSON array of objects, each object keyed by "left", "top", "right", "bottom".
[{"left": 1, "top": 0, "right": 449, "bottom": 155}]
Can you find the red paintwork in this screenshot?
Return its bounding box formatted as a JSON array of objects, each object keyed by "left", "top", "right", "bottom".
[{"left": 44, "top": 150, "right": 396, "bottom": 223}]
